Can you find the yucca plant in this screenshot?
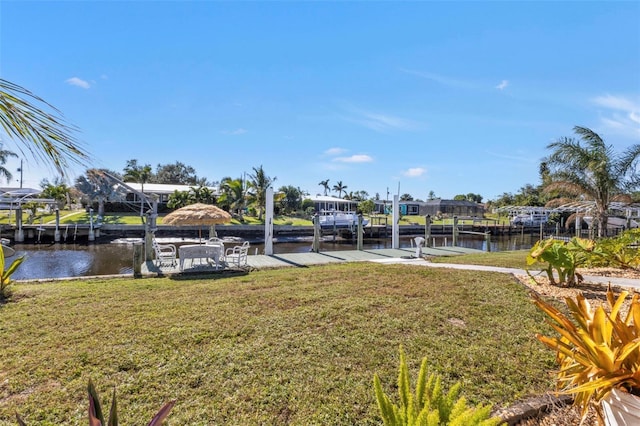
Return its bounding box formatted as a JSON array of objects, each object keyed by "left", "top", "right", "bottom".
[
  {"left": 373, "top": 346, "right": 503, "bottom": 426},
  {"left": 526, "top": 237, "right": 595, "bottom": 286},
  {"left": 533, "top": 287, "right": 640, "bottom": 422}
]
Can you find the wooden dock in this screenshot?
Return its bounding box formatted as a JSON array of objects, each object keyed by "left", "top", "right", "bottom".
[{"left": 141, "top": 245, "right": 482, "bottom": 277}]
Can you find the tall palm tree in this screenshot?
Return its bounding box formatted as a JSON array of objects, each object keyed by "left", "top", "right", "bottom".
[
  {"left": 332, "top": 180, "right": 347, "bottom": 198},
  {"left": 0, "top": 144, "right": 18, "bottom": 183},
  {"left": 0, "top": 78, "right": 90, "bottom": 175},
  {"left": 247, "top": 165, "right": 276, "bottom": 221},
  {"left": 318, "top": 179, "right": 330, "bottom": 196},
  {"left": 545, "top": 126, "right": 640, "bottom": 237},
  {"left": 123, "top": 159, "right": 153, "bottom": 216}
]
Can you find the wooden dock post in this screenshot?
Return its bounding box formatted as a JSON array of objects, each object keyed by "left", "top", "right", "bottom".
[
  {"left": 357, "top": 214, "right": 363, "bottom": 250},
  {"left": 452, "top": 216, "right": 458, "bottom": 246},
  {"left": 133, "top": 241, "right": 143, "bottom": 278},
  {"left": 425, "top": 215, "right": 432, "bottom": 247}
]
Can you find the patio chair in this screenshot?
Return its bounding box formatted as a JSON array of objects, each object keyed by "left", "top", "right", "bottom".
[
  {"left": 224, "top": 241, "right": 250, "bottom": 268},
  {"left": 152, "top": 239, "right": 177, "bottom": 267}
]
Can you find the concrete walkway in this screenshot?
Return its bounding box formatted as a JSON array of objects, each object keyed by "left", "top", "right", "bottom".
[{"left": 142, "top": 246, "right": 640, "bottom": 290}]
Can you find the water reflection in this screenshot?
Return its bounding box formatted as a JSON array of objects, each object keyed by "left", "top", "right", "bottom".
[{"left": 10, "top": 234, "right": 539, "bottom": 280}]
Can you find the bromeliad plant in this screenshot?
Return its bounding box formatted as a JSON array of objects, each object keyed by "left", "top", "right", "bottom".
[
  {"left": 373, "top": 346, "right": 503, "bottom": 426},
  {"left": 533, "top": 287, "right": 640, "bottom": 422},
  {"left": 526, "top": 237, "right": 595, "bottom": 286}
]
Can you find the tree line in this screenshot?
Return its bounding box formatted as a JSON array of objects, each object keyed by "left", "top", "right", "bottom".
[{"left": 3, "top": 78, "right": 640, "bottom": 235}]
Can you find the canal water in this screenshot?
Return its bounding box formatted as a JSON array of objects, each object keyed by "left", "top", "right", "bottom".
[{"left": 9, "top": 234, "right": 540, "bottom": 281}]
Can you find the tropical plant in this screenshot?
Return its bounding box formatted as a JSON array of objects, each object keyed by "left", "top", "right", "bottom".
[
  {"left": 0, "top": 143, "right": 18, "bottom": 183},
  {"left": 0, "top": 249, "right": 25, "bottom": 301},
  {"left": 544, "top": 126, "right": 640, "bottom": 237},
  {"left": 373, "top": 347, "right": 503, "bottom": 426},
  {"left": 16, "top": 379, "right": 175, "bottom": 425},
  {"left": 40, "top": 177, "right": 71, "bottom": 209},
  {"left": 533, "top": 287, "right": 640, "bottom": 422},
  {"left": 278, "top": 185, "right": 304, "bottom": 214},
  {"left": 123, "top": 159, "right": 153, "bottom": 216},
  {"left": 526, "top": 237, "right": 595, "bottom": 286},
  {"left": 587, "top": 229, "right": 640, "bottom": 270},
  {"left": 0, "top": 78, "right": 90, "bottom": 176},
  {"left": 319, "top": 179, "right": 330, "bottom": 196},
  {"left": 247, "top": 165, "right": 276, "bottom": 221},
  {"left": 332, "top": 180, "right": 347, "bottom": 198},
  {"left": 218, "top": 177, "right": 246, "bottom": 220}
]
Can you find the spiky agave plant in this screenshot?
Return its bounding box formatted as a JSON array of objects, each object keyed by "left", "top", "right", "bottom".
[{"left": 533, "top": 287, "right": 640, "bottom": 421}]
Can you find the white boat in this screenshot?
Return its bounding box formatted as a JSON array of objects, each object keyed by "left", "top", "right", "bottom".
[
  {"left": 318, "top": 210, "right": 369, "bottom": 228},
  {"left": 582, "top": 216, "right": 639, "bottom": 229}
]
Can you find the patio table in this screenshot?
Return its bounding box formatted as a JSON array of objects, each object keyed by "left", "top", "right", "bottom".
[{"left": 179, "top": 243, "right": 224, "bottom": 271}]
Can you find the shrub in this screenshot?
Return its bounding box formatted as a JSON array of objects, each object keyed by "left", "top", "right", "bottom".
[
  {"left": 0, "top": 250, "right": 25, "bottom": 302},
  {"left": 526, "top": 237, "right": 595, "bottom": 286},
  {"left": 373, "top": 346, "right": 503, "bottom": 425}
]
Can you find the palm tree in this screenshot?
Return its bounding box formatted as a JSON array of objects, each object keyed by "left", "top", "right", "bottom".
[
  {"left": 247, "top": 165, "right": 276, "bottom": 221},
  {"left": 0, "top": 78, "right": 90, "bottom": 175},
  {"left": 319, "top": 179, "right": 330, "bottom": 196},
  {"left": 0, "top": 144, "right": 18, "bottom": 183},
  {"left": 218, "top": 177, "right": 246, "bottom": 220},
  {"left": 544, "top": 126, "right": 640, "bottom": 237},
  {"left": 123, "top": 159, "right": 153, "bottom": 216},
  {"left": 332, "top": 180, "right": 347, "bottom": 198}
]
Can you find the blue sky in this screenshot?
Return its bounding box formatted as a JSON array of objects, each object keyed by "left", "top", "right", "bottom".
[{"left": 1, "top": 1, "right": 639, "bottom": 202}]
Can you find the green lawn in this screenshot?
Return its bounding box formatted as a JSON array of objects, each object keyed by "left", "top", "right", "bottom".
[
  {"left": 431, "top": 250, "right": 532, "bottom": 270},
  {"left": 0, "top": 263, "right": 555, "bottom": 425}
]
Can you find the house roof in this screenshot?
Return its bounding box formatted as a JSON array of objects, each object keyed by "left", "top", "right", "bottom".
[{"left": 123, "top": 183, "right": 218, "bottom": 195}]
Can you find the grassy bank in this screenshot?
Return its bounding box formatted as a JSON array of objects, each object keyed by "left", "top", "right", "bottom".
[
  {"left": 431, "top": 249, "right": 532, "bottom": 269},
  {"left": 0, "top": 263, "right": 554, "bottom": 425}
]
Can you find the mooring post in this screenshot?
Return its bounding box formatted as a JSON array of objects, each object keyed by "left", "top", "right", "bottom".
[
  {"left": 452, "top": 216, "right": 458, "bottom": 246},
  {"left": 133, "top": 241, "right": 143, "bottom": 278},
  {"left": 425, "top": 214, "right": 432, "bottom": 247},
  {"left": 54, "top": 208, "right": 61, "bottom": 242},
  {"left": 485, "top": 232, "right": 491, "bottom": 252},
  {"left": 357, "top": 214, "right": 363, "bottom": 251},
  {"left": 15, "top": 206, "right": 24, "bottom": 242},
  {"left": 312, "top": 214, "right": 320, "bottom": 253}
]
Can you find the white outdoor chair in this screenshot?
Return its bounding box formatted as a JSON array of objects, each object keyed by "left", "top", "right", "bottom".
[
  {"left": 224, "top": 241, "right": 250, "bottom": 268},
  {"left": 152, "top": 240, "right": 177, "bottom": 267}
]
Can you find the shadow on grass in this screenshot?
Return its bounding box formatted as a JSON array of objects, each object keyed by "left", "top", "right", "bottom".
[{"left": 168, "top": 269, "right": 249, "bottom": 281}]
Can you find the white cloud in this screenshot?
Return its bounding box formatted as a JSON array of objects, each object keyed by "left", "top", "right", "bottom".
[
  {"left": 591, "top": 94, "right": 640, "bottom": 140},
  {"left": 324, "top": 147, "right": 346, "bottom": 156},
  {"left": 496, "top": 80, "right": 509, "bottom": 90},
  {"left": 403, "top": 167, "right": 426, "bottom": 177},
  {"left": 222, "top": 128, "right": 247, "bottom": 135},
  {"left": 65, "top": 77, "right": 90, "bottom": 89},
  {"left": 333, "top": 154, "right": 373, "bottom": 163}
]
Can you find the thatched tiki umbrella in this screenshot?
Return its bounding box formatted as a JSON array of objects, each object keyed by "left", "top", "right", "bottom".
[{"left": 163, "top": 203, "right": 231, "bottom": 241}]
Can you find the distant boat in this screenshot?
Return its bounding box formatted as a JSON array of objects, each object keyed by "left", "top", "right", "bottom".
[
  {"left": 582, "top": 216, "right": 639, "bottom": 229},
  {"left": 318, "top": 210, "right": 369, "bottom": 228}
]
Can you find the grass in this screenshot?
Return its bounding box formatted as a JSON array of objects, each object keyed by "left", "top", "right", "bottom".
[
  {"left": 431, "top": 250, "right": 533, "bottom": 270},
  {"left": 0, "top": 263, "right": 555, "bottom": 425}
]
